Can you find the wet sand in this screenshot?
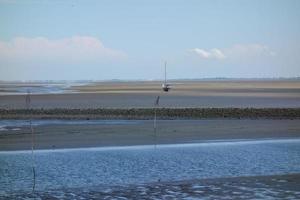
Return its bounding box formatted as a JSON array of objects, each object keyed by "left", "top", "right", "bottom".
[
  {"left": 1, "top": 119, "right": 299, "bottom": 151},
  {"left": 1, "top": 80, "right": 299, "bottom": 199},
  {"left": 2, "top": 174, "right": 299, "bottom": 199},
  {"left": 1, "top": 80, "right": 300, "bottom": 108}
]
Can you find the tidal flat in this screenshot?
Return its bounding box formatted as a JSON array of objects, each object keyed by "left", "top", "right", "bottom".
[
  {"left": 1, "top": 80, "right": 300, "bottom": 108},
  {"left": 1, "top": 139, "right": 300, "bottom": 199}
]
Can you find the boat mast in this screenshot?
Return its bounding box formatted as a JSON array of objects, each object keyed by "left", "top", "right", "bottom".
[{"left": 164, "top": 61, "right": 167, "bottom": 85}]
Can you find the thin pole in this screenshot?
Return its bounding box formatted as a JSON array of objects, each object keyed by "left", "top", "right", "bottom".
[
  {"left": 30, "top": 119, "right": 36, "bottom": 192},
  {"left": 26, "top": 90, "right": 36, "bottom": 192},
  {"left": 154, "top": 95, "right": 161, "bottom": 182},
  {"left": 154, "top": 96, "right": 160, "bottom": 149},
  {"left": 154, "top": 106, "right": 157, "bottom": 149}
]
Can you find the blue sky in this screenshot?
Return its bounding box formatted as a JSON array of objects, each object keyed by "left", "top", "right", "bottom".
[{"left": 0, "top": 0, "right": 299, "bottom": 80}]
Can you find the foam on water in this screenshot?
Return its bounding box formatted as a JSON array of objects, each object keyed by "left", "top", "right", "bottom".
[
  {"left": 0, "top": 119, "right": 142, "bottom": 132},
  {"left": 0, "top": 138, "right": 300, "bottom": 154}
]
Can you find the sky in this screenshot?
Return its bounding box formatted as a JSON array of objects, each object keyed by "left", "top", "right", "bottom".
[{"left": 0, "top": 0, "right": 300, "bottom": 80}]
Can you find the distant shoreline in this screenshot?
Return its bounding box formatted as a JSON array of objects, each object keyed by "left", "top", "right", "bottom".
[
  {"left": 1, "top": 108, "right": 299, "bottom": 120},
  {"left": 1, "top": 77, "right": 300, "bottom": 82}
]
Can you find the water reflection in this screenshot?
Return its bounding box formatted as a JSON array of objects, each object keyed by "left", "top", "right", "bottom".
[{"left": 0, "top": 139, "right": 300, "bottom": 193}]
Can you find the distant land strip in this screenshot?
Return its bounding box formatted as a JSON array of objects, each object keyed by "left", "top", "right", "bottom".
[{"left": 0, "top": 108, "right": 300, "bottom": 120}]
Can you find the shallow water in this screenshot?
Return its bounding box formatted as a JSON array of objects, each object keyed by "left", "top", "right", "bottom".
[
  {"left": 1, "top": 139, "right": 300, "bottom": 194},
  {"left": 0, "top": 84, "right": 66, "bottom": 95},
  {"left": 0, "top": 82, "right": 87, "bottom": 95},
  {"left": 0, "top": 119, "right": 141, "bottom": 132}
]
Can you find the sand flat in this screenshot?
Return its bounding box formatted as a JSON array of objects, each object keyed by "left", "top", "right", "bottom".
[
  {"left": 1, "top": 119, "right": 299, "bottom": 151},
  {"left": 0, "top": 80, "right": 300, "bottom": 108}
]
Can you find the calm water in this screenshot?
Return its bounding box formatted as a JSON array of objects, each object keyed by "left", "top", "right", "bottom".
[
  {"left": 0, "top": 81, "right": 88, "bottom": 95},
  {"left": 0, "top": 84, "right": 67, "bottom": 95},
  {"left": 0, "top": 119, "right": 141, "bottom": 132},
  {"left": 1, "top": 139, "right": 300, "bottom": 194}
]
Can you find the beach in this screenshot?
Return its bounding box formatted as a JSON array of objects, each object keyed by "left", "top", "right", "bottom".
[
  {"left": 0, "top": 119, "right": 299, "bottom": 151},
  {"left": 1, "top": 80, "right": 300, "bottom": 108},
  {"left": 1, "top": 80, "right": 300, "bottom": 199},
  {"left": 2, "top": 1, "right": 300, "bottom": 198}
]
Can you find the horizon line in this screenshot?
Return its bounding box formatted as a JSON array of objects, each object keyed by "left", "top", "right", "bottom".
[{"left": 0, "top": 77, "right": 300, "bottom": 82}]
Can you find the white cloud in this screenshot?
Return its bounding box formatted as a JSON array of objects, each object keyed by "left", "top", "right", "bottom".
[
  {"left": 191, "top": 48, "right": 226, "bottom": 59},
  {"left": 191, "top": 44, "right": 275, "bottom": 60},
  {"left": 0, "top": 36, "right": 127, "bottom": 62}
]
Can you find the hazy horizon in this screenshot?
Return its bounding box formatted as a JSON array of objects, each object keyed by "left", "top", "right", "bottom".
[{"left": 1, "top": 76, "right": 300, "bottom": 83}]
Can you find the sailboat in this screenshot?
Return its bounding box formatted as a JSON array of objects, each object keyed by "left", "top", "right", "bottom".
[{"left": 162, "top": 62, "right": 171, "bottom": 92}]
